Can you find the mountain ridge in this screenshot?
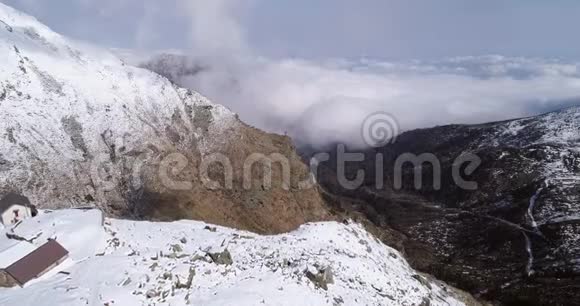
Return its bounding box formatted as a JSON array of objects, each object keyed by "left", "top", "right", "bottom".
[
  {"left": 314, "top": 106, "right": 580, "bottom": 305},
  {"left": 0, "top": 209, "right": 481, "bottom": 305}
]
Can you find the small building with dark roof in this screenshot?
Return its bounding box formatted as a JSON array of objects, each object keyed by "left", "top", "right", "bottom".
[
  {"left": 0, "top": 193, "right": 38, "bottom": 226},
  {"left": 0, "top": 239, "right": 69, "bottom": 287}
]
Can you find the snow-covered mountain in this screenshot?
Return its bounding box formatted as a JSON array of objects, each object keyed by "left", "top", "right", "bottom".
[
  {"left": 0, "top": 2, "right": 230, "bottom": 205},
  {"left": 0, "top": 209, "right": 479, "bottom": 306},
  {"left": 315, "top": 106, "right": 580, "bottom": 305},
  {"left": 0, "top": 3, "right": 329, "bottom": 233}
]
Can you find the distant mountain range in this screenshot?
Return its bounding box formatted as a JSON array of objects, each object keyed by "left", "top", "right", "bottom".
[{"left": 313, "top": 107, "right": 580, "bottom": 305}]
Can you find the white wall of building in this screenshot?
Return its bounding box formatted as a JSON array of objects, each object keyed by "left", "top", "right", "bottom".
[{"left": 1, "top": 205, "right": 32, "bottom": 225}]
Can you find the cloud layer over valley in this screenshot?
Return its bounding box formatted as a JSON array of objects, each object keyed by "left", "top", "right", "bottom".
[{"left": 131, "top": 0, "right": 580, "bottom": 149}]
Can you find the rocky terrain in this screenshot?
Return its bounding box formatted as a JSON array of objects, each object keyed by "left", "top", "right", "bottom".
[
  {"left": 0, "top": 209, "right": 481, "bottom": 306},
  {"left": 0, "top": 3, "right": 330, "bottom": 234},
  {"left": 314, "top": 107, "right": 580, "bottom": 305}
]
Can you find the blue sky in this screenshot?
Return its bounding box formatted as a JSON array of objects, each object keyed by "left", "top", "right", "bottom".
[{"left": 5, "top": 0, "right": 580, "bottom": 60}]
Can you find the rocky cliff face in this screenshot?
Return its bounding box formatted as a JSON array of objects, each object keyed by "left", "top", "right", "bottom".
[
  {"left": 314, "top": 107, "right": 580, "bottom": 305},
  {"left": 0, "top": 3, "right": 330, "bottom": 234}
]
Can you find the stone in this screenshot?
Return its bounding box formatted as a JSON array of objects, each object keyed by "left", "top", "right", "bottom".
[
  {"left": 412, "top": 275, "right": 432, "bottom": 290},
  {"left": 146, "top": 289, "right": 159, "bottom": 299},
  {"left": 204, "top": 226, "right": 217, "bottom": 232},
  {"left": 176, "top": 266, "right": 195, "bottom": 289},
  {"left": 0, "top": 270, "right": 18, "bottom": 288},
  {"left": 170, "top": 244, "right": 183, "bottom": 253},
  {"left": 305, "top": 267, "right": 334, "bottom": 291},
  {"left": 207, "top": 249, "right": 233, "bottom": 266}
]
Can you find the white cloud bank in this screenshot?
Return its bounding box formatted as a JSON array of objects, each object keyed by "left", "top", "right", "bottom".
[{"left": 126, "top": 0, "right": 580, "bottom": 149}]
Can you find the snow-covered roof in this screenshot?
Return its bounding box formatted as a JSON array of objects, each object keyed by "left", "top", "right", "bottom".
[
  {"left": 0, "top": 241, "right": 35, "bottom": 269},
  {"left": 0, "top": 209, "right": 107, "bottom": 262}
]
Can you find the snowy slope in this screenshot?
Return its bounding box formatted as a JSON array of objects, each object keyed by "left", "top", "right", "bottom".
[
  {"left": 0, "top": 210, "right": 470, "bottom": 306},
  {"left": 483, "top": 106, "right": 580, "bottom": 147},
  {"left": 0, "top": 3, "right": 236, "bottom": 212}
]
